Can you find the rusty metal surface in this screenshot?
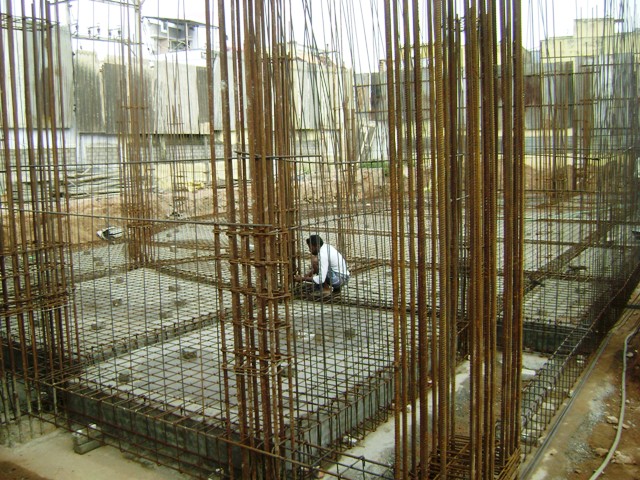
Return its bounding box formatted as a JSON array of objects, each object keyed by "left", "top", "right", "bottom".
[{"left": 1, "top": 1, "right": 640, "bottom": 479}]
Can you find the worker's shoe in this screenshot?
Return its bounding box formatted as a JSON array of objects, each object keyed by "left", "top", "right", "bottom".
[{"left": 312, "top": 288, "right": 333, "bottom": 299}]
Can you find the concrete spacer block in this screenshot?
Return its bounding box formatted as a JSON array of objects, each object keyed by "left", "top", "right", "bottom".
[
  {"left": 73, "top": 438, "right": 102, "bottom": 454},
  {"left": 181, "top": 348, "right": 199, "bottom": 360},
  {"left": 117, "top": 370, "right": 132, "bottom": 384},
  {"left": 73, "top": 424, "right": 104, "bottom": 454},
  {"left": 344, "top": 328, "right": 356, "bottom": 340}
]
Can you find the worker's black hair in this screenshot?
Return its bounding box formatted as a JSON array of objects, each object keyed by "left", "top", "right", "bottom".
[{"left": 306, "top": 234, "right": 323, "bottom": 247}]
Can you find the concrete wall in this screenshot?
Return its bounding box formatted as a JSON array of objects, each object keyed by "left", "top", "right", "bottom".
[{"left": 0, "top": 25, "right": 73, "bottom": 129}]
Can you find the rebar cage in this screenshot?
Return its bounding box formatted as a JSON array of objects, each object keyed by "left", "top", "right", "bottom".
[{"left": 1, "top": 1, "right": 640, "bottom": 479}]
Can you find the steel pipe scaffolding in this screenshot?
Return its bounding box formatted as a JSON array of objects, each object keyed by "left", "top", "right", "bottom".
[{"left": 1, "top": 1, "right": 640, "bottom": 479}]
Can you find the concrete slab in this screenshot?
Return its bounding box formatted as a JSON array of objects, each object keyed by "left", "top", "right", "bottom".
[
  {"left": 75, "top": 300, "right": 395, "bottom": 421},
  {"left": 66, "top": 300, "right": 397, "bottom": 472},
  {"left": 522, "top": 278, "right": 606, "bottom": 326},
  {"left": 153, "top": 223, "right": 219, "bottom": 245},
  {"left": 72, "top": 243, "right": 128, "bottom": 278},
  {"left": 71, "top": 268, "right": 229, "bottom": 361}
]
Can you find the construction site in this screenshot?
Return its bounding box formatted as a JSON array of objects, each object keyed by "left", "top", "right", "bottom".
[{"left": 1, "top": 0, "right": 640, "bottom": 479}]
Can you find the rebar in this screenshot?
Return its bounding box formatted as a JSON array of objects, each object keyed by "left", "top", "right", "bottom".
[{"left": 0, "top": 1, "right": 639, "bottom": 479}]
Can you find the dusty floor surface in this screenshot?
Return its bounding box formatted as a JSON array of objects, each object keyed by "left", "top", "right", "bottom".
[
  {"left": 0, "top": 426, "right": 189, "bottom": 480},
  {"left": 522, "top": 298, "right": 640, "bottom": 480},
  {"left": 1, "top": 306, "right": 639, "bottom": 480}
]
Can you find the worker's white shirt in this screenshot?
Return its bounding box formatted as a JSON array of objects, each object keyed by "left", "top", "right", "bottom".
[{"left": 313, "top": 244, "right": 350, "bottom": 285}]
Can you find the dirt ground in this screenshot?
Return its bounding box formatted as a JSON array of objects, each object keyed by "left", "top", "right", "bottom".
[{"left": 524, "top": 301, "right": 640, "bottom": 480}]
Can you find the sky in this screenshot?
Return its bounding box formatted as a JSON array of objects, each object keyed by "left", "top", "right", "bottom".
[
  {"left": 140, "top": 0, "right": 635, "bottom": 42},
  {"left": 24, "top": 0, "right": 638, "bottom": 73},
  {"left": 140, "top": 0, "right": 636, "bottom": 71}
]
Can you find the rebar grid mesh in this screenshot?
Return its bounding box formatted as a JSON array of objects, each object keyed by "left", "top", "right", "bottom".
[{"left": 1, "top": 1, "right": 640, "bottom": 479}]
